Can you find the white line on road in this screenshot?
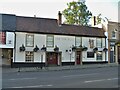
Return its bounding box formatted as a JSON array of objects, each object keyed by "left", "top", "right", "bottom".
[
  {"left": 9, "top": 77, "right": 37, "bottom": 81},
  {"left": 84, "top": 78, "right": 118, "bottom": 83},
  {"left": 7, "top": 84, "right": 53, "bottom": 88},
  {"left": 63, "top": 73, "right": 99, "bottom": 78}
]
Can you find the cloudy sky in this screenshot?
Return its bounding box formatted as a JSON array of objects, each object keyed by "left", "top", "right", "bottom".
[{"left": 0, "top": 0, "right": 119, "bottom": 22}]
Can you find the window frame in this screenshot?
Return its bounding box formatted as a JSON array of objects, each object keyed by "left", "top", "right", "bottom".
[
  {"left": 75, "top": 37, "right": 82, "bottom": 47},
  {"left": 96, "top": 38, "right": 102, "bottom": 48},
  {"left": 87, "top": 52, "right": 94, "bottom": 58},
  {"left": 25, "top": 51, "right": 34, "bottom": 62},
  {"left": 96, "top": 51, "right": 102, "bottom": 60},
  {"left": 26, "top": 34, "right": 34, "bottom": 47},
  {"left": 46, "top": 35, "right": 54, "bottom": 47},
  {"left": 0, "top": 32, "right": 6, "bottom": 44},
  {"left": 112, "top": 31, "right": 116, "bottom": 38}
]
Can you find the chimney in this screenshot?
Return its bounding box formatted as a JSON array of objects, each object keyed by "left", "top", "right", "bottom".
[
  {"left": 58, "top": 11, "right": 62, "bottom": 26},
  {"left": 91, "top": 16, "right": 96, "bottom": 26}
]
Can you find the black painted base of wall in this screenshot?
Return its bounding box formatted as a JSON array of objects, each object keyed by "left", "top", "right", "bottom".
[
  {"left": 82, "top": 61, "right": 108, "bottom": 64},
  {"left": 11, "top": 61, "right": 108, "bottom": 68},
  {"left": 12, "top": 62, "right": 45, "bottom": 68},
  {"left": 62, "top": 62, "right": 75, "bottom": 66}
]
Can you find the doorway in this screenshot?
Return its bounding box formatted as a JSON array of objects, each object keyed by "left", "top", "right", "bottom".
[
  {"left": 76, "top": 51, "right": 81, "bottom": 65},
  {"left": 46, "top": 52, "right": 61, "bottom": 66},
  {"left": 110, "top": 51, "right": 114, "bottom": 63}
]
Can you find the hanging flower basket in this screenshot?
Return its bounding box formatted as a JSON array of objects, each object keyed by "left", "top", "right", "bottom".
[
  {"left": 93, "top": 47, "right": 98, "bottom": 53},
  {"left": 82, "top": 46, "right": 88, "bottom": 51},
  {"left": 19, "top": 44, "right": 25, "bottom": 52},
  {"left": 33, "top": 45, "right": 39, "bottom": 52},
  {"left": 72, "top": 46, "right": 77, "bottom": 51},
  {"left": 41, "top": 45, "right": 46, "bottom": 51},
  {"left": 54, "top": 46, "right": 59, "bottom": 52},
  {"left": 103, "top": 48, "right": 108, "bottom": 52}
]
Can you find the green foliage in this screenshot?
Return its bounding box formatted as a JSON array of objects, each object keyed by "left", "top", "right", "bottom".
[
  {"left": 62, "top": 0, "right": 92, "bottom": 26},
  {"left": 96, "top": 13, "right": 102, "bottom": 25}
]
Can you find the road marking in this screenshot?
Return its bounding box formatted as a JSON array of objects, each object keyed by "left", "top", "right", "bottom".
[
  {"left": 84, "top": 78, "right": 118, "bottom": 83},
  {"left": 8, "top": 84, "right": 53, "bottom": 88},
  {"left": 63, "top": 73, "right": 99, "bottom": 78},
  {"left": 9, "top": 77, "right": 37, "bottom": 81}
]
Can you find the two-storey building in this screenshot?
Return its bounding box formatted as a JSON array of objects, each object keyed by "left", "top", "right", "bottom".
[{"left": 0, "top": 13, "right": 107, "bottom": 67}]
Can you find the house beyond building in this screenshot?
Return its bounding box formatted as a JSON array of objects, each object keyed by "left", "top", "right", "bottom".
[{"left": 0, "top": 13, "right": 107, "bottom": 67}]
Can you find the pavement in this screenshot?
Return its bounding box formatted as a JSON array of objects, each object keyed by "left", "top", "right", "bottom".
[{"left": 2, "top": 63, "right": 119, "bottom": 73}]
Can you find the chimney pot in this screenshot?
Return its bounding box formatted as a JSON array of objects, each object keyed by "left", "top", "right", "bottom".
[{"left": 58, "top": 11, "right": 62, "bottom": 26}]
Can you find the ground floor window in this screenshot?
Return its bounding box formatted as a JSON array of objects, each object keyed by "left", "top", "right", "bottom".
[
  {"left": 25, "top": 52, "right": 34, "bottom": 62},
  {"left": 87, "top": 52, "right": 94, "bottom": 58},
  {"left": 96, "top": 52, "right": 102, "bottom": 60}
]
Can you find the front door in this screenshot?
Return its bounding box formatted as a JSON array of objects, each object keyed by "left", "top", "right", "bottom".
[
  {"left": 76, "top": 51, "right": 81, "bottom": 65},
  {"left": 110, "top": 51, "right": 114, "bottom": 63},
  {"left": 47, "top": 52, "right": 58, "bottom": 66}
]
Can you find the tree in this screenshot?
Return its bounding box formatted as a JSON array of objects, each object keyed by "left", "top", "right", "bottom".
[
  {"left": 62, "top": 0, "right": 92, "bottom": 26},
  {"left": 96, "top": 13, "right": 102, "bottom": 25}
]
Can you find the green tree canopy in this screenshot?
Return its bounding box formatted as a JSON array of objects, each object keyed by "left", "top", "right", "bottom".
[{"left": 62, "top": 0, "right": 92, "bottom": 26}]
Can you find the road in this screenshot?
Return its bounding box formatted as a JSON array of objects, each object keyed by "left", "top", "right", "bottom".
[{"left": 2, "top": 66, "right": 119, "bottom": 89}]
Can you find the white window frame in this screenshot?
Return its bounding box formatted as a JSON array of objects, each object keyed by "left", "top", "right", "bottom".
[
  {"left": 46, "top": 35, "right": 54, "bottom": 47},
  {"left": 96, "top": 38, "right": 102, "bottom": 48},
  {"left": 75, "top": 37, "right": 82, "bottom": 47},
  {"left": 96, "top": 52, "right": 102, "bottom": 60},
  {"left": 25, "top": 51, "right": 34, "bottom": 62},
  {"left": 26, "top": 34, "right": 34, "bottom": 47}
]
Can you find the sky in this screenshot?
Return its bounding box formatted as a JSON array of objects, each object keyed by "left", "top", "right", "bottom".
[{"left": 0, "top": 0, "right": 119, "bottom": 22}]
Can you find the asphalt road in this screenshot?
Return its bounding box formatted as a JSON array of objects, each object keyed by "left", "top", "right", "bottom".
[{"left": 2, "top": 66, "right": 119, "bottom": 88}]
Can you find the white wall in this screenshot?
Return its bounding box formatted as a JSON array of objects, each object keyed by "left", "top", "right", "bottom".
[
  {"left": 15, "top": 32, "right": 26, "bottom": 62},
  {"left": 15, "top": 32, "right": 106, "bottom": 63},
  {"left": 15, "top": 32, "right": 46, "bottom": 62},
  {"left": 54, "top": 35, "right": 75, "bottom": 62},
  {"left": 82, "top": 37, "right": 106, "bottom": 62}
]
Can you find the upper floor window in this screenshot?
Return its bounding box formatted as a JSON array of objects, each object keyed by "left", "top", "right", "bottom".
[
  {"left": 26, "top": 34, "right": 34, "bottom": 47},
  {"left": 46, "top": 35, "right": 54, "bottom": 47},
  {"left": 75, "top": 37, "right": 82, "bottom": 47},
  {"left": 112, "top": 31, "right": 116, "bottom": 38},
  {"left": 0, "top": 32, "right": 6, "bottom": 44},
  {"left": 89, "top": 39, "right": 94, "bottom": 48},
  {"left": 96, "top": 38, "right": 102, "bottom": 48}
]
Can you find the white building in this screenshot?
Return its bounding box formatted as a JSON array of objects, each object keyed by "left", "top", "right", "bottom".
[{"left": 0, "top": 13, "right": 107, "bottom": 67}]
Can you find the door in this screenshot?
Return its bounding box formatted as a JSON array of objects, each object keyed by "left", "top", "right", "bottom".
[
  {"left": 2, "top": 49, "right": 13, "bottom": 66},
  {"left": 118, "top": 46, "right": 120, "bottom": 64},
  {"left": 76, "top": 51, "right": 81, "bottom": 65},
  {"left": 110, "top": 51, "right": 114, "bottom": 63},
  {"left": 47, "top": 52, "right": 58, "bottom": 66}
]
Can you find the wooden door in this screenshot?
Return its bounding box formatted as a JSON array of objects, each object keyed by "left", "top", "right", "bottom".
[
  {"left": 76, "top": 51, "right": 81, "bottom": 65},
  {"left": 47, "top": 52, "right": 58, "bottom": 65}
]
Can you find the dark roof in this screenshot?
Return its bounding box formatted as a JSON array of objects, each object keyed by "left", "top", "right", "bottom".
[{"left": 16, "top": 16, "right": 105, "bottom": 38}]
